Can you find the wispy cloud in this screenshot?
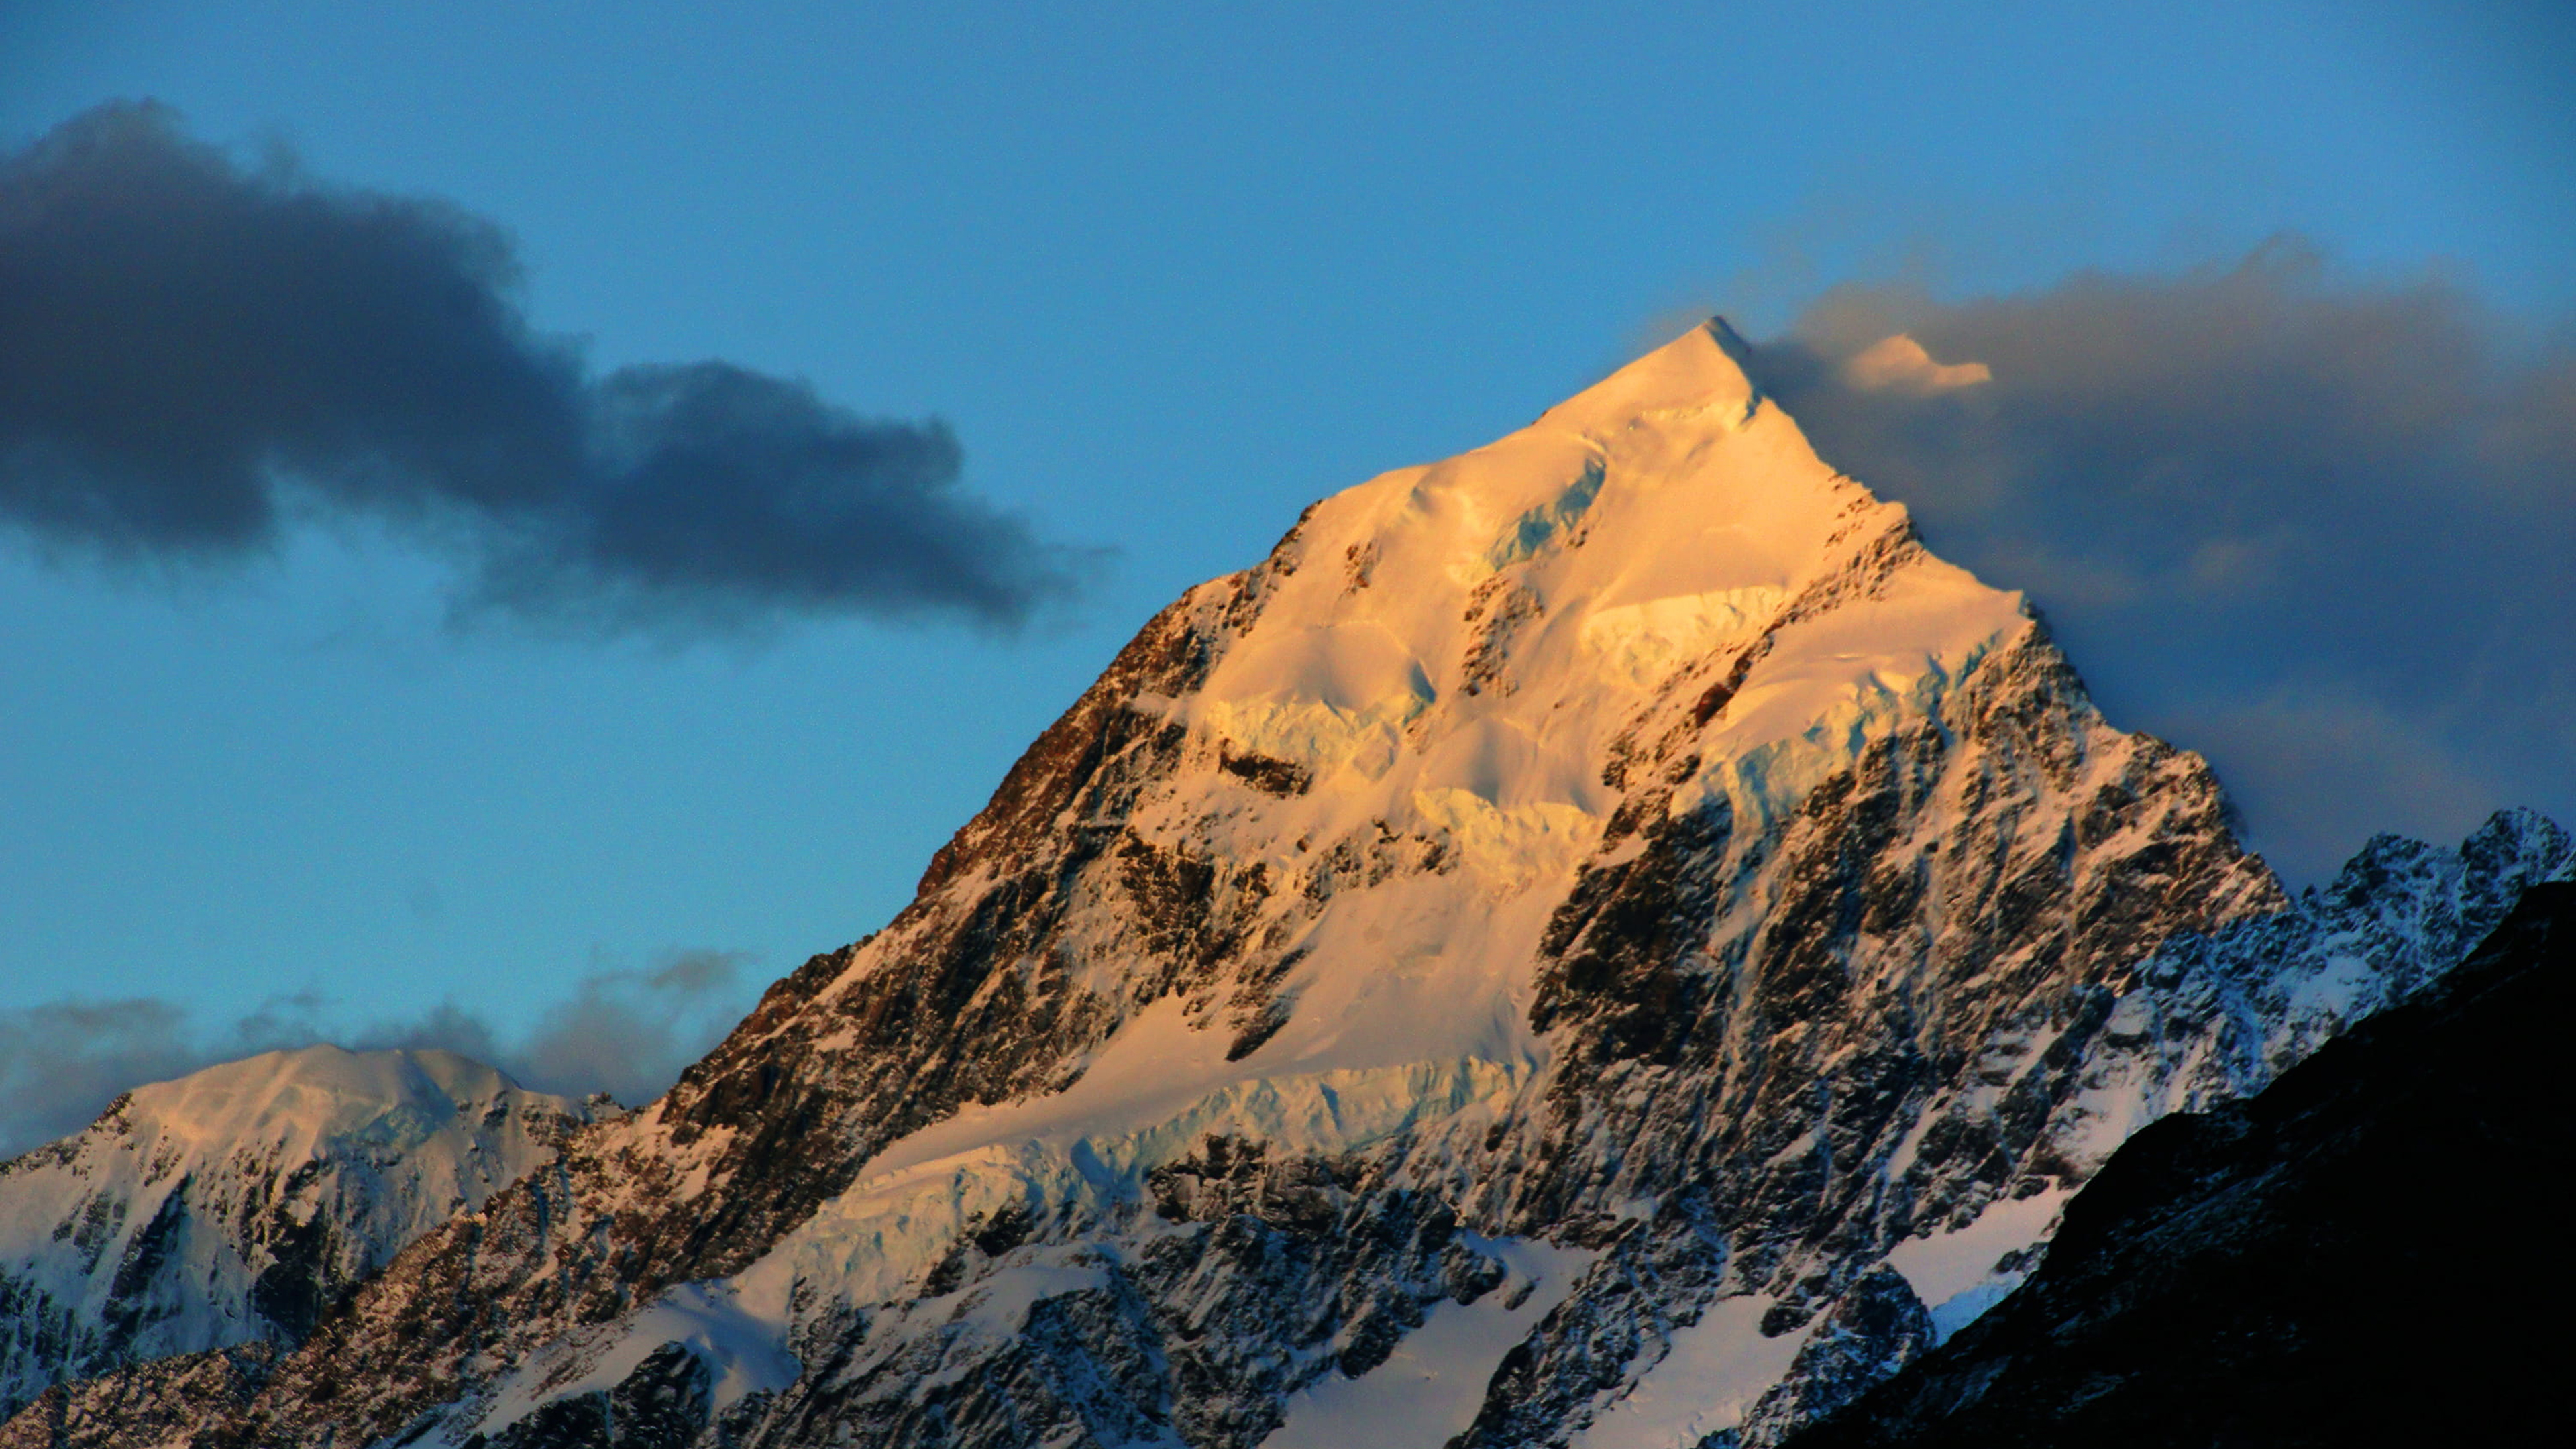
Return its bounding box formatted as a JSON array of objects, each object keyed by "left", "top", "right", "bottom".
[
  {"left": 0, "top": 101, "right": 1089, "bottom": 637},
  {"left": 1737, "top": 239, "right": 2575, "bottom": 879},
  {"left": 0, "top": 950, "right": 755, "bottom": 1156}
]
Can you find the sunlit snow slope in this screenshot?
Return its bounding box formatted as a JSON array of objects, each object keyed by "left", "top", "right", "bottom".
[
  {"left": 39, "top": 322, "right": 2570, "bottom": 1449},
  {"left": 0, "top": 1046, "right": 587, "bottom": 1417}
]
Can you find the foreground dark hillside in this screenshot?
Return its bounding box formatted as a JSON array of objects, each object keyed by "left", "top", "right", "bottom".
[{"left": 1788, "top": 880, "right": 2569, "bottom": 1449}]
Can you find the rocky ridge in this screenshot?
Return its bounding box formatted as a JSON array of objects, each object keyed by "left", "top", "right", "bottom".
[{"left": 8, "top": 322, "right": 2566, "bottom": 1448}]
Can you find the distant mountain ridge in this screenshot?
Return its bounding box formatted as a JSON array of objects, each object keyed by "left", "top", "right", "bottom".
[
  {"left": 1, "top": 322, "right": 2565, "bottom": 1448},
  {"left": 0, "top": 1046, "right": 592, "bottom": 1419}
]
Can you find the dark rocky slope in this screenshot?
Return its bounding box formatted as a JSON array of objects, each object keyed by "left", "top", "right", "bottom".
[{"left": 1786, "top": 881, "right": 2569, "bottom": 1449}]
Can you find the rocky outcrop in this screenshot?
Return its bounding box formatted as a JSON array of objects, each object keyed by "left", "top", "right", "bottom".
[{"left": 0, "top": 1343, "right": 273, "bottom": 1449}]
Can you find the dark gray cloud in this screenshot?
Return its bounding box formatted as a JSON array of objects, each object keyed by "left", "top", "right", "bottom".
[
  {"left": 1737, "top": 239, "right": 2575, "bottom": 879},
  {"left": 0, "top": 950, "right": 754, "bottom": 1157},
  {"left": 460, "top": 949, "right": 751, "bottom": 1106},
  {"left": 0, "top": 998, "right": 199, "bottom": 1158},
  {"left": 0, "top": 101, "right": 1081, "bottom": 634}
]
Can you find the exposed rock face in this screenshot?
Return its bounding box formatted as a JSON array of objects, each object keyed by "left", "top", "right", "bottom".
[
  {"left": 0, "top": 1344, "right": 273, "bottom": 1449},
  {"left": 1784, "top": 880, "right": 2569, "bottom": 1448},
  {"left": 0, "top": 1048, "right": 588, "bottom": 1419},
  {"left": 9, "top": 323, "right": 2566, "bottom": 1449}
]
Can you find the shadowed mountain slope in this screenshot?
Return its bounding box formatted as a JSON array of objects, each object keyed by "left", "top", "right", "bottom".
[{"left": 1786, "top": 879, "right": 2569, "bottom": 1448}]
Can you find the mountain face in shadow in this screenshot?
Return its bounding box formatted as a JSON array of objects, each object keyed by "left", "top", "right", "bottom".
[{"left": 1787, "top": 881, "right": 2569, "bottom": 1449}]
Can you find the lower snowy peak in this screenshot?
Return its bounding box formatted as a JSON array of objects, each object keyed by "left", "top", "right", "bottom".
[
  {"left": 0, "top": 1045, "right": 591, "bottom": 1417},
  {"left": 40, "top": 321, "right": 2565, "bottom": 1449}
]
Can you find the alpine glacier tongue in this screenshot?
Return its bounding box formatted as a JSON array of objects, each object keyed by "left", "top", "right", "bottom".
[{"left": 20, "top": 321, "right": 2566, "bottom": 1449}]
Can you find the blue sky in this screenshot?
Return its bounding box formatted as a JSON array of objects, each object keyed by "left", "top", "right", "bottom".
[{"left": 1, "top": 1, "right": 2569, "bottom": 1124}]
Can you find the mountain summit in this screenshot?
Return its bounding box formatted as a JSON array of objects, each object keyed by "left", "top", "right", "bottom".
[{"left": 8, "top": 323, "right": 2565, "bottom": 1449}]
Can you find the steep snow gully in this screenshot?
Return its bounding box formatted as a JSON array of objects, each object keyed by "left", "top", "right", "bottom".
[{"left": 4, "top": 321, "right": 2565, "bottom": 1449}]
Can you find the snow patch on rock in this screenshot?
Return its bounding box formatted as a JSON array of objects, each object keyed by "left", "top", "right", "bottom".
[
  {"left": 1263, "top": 1238, "right": 1593, "bottom": 1449},
  {"left": 1574, "top": 1295, "right": 1815, "bottom": 1449}
]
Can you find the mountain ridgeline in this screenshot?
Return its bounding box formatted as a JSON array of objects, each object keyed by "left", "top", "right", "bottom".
[{"left": 3, "top": 322, "right": 2565, "bottom": 1449}]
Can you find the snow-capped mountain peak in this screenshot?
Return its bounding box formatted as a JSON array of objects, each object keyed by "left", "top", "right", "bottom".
[
  {"left": 390, "top": 318, "right": 2287, "bottom": 1447},
  {"left": 11, "top": 323, "right": 2565, "bottom": 1449},
  {"left": 98, "top": 1046, "right": 535, "bottom": 1162},
  {"left": 1534, "top": 317, "right": 1765, "bottom": 430}
]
